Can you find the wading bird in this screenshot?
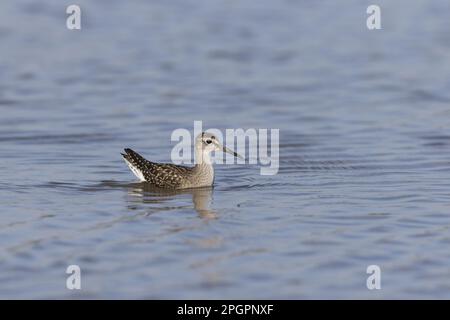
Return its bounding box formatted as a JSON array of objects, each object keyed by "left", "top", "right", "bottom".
[{"left": 122, "top": 132, "right": 242, "bottom": 189}]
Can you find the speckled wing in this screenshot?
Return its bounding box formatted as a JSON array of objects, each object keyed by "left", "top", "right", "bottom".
[{"left": 122, "top": 148, "right": 192, "bottom": 188}]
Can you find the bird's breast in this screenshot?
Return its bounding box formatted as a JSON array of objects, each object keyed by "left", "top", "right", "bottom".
[{"left": 192, "top": 164, "right": 215, "bottom": 187}]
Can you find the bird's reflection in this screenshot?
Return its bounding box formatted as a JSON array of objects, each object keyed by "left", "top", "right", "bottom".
[{"left": 126, "top": 183, "right": 216, "bottom": 219}]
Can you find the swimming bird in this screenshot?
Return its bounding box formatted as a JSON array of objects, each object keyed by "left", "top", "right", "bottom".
[{"left": 121, "top": 132, "right": 242, "bottom": 189}]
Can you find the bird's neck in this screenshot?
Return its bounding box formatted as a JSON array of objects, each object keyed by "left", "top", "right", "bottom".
[
  {"left": 195, "top": 147, "right": 213, "bottom": 166},
  {"left": 194, "top": 148, "right": 215, "bottom": 186}
]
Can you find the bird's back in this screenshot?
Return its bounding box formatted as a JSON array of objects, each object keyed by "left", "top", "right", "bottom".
[{"left": 122, "top": 148, "right": 194, "bottom": 189}]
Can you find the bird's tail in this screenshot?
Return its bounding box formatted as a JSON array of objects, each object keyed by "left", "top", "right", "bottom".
[{"left": 121, "top": 148, "right": 150, "bottom": 181}]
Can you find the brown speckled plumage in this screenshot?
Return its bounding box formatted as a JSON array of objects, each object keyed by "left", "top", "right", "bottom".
[{"left": 122, "top": 148, "right": 195, "bottom": 189}]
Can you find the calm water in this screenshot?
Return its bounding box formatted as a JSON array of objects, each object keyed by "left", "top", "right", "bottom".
[{"left": 1, "top": 0, "right": 450, "bottom": 299}]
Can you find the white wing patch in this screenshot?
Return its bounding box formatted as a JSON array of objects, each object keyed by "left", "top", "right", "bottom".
[{"left": 123, "top": 158, "right": 146, "bottom": 182}]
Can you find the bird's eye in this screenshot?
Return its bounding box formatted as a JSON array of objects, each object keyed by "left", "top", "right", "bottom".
[{"left": 206, "top": 139, "right": 212, "bottom": 144}]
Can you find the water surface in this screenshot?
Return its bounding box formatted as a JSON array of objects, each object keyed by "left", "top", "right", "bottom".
[{"left": 1, "top": 0, "right": 450, "bottom": 298}]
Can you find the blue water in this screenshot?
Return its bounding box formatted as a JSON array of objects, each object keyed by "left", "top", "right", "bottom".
[{"left": 1, "top": 0, "right": 450, "bottom": 298}]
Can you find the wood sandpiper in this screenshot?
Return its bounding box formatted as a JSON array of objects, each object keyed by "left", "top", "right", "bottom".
[{"left": 122, "top": 132, "right": 242, "bottom": 189}]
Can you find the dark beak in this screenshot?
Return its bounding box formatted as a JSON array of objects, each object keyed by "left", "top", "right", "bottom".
[{"left": 222, "top": 146, "right": 244, "bottom": 159}]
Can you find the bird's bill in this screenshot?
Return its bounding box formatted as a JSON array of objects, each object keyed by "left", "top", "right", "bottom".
[{"left": 222, "top": 145, "right": 244, "bottom": 159}]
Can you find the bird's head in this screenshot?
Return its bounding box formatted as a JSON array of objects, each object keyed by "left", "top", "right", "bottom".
[{"left": 195, "top": 132, "right": 243, "bottom": 159}]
